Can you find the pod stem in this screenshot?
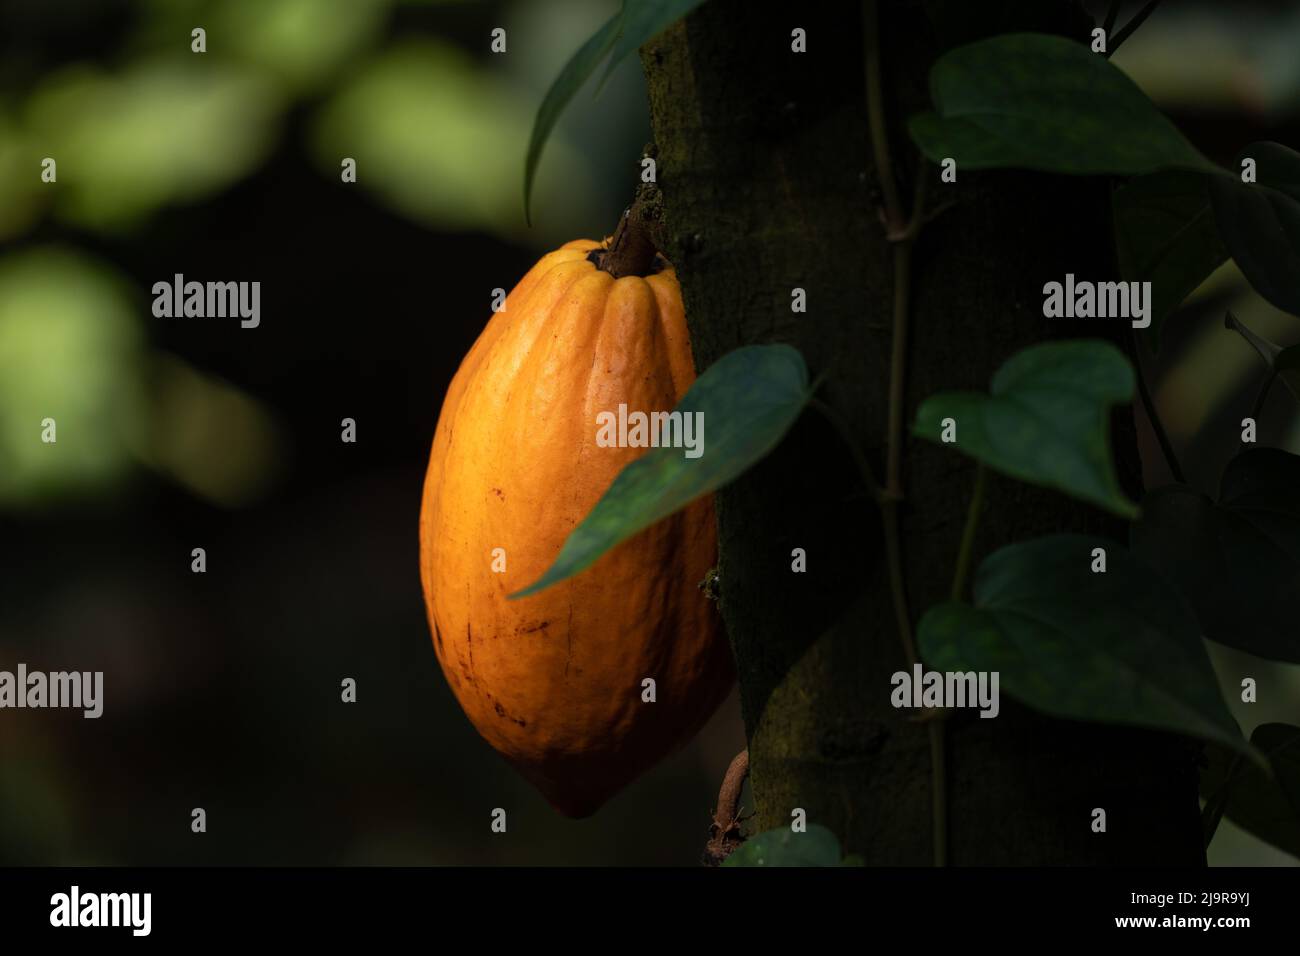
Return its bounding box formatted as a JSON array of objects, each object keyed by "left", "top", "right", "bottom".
[
  {"left": 591, "top": 192, "right": 663, "bottom": 279},
  {"left": 703, "top": 749, "right": 750, "bottom": 866}
]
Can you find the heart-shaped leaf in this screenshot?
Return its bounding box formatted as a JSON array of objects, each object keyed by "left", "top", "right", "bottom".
[
  {"left": 1201, "top": 723, "right": 1300, "bottom": 856},
  {"left": 1130, "top": 448, "right": 1300, "bottom": 664},
  {"left": 513, "top": 344, "right": 810, "bottom": 598},
  {"left": 918, "top": 534, "right": 1259, "bottom": 764},
  {"left": 908, "top": 33, "right": 1214, "bottom": 176},
  {"left": 722, "top": 824, "right": 844, "bottom": 867},
  {"left": 1113, "top": 171, "right": 1228, "bottom": 352},
  {"left": 1209, "top": 143, "right": 1300, "bottom": 317},
  {"left": 913, "top": 340, "right": 1139, "bottom": 518}
]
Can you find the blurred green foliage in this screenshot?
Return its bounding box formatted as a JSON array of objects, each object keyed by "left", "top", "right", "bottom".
[
  {"left": 212, "top": 0, "right": 390, "bottom": 91},
  {"left": 313, "top": 39, "right": 602, "bottom": 243},
  {"left": 0, "top": 248, "right": 146, "bottom": 505},
  {"left": 0, "top": 0, "right": 637, "bottom": 511},
  {"left": 142, "top": 354, "right": 284, "bottom": 509},
  {"left": 0, "top": 107, "right": 40, "bottom": 241},
  {"left": 28, "top": 58, "right": 283, "bottom": 232}
]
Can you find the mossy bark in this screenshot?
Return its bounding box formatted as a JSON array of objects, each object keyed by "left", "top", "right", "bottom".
[{"left": 641, "top": 0, "right": 1205, "bottom": 864}]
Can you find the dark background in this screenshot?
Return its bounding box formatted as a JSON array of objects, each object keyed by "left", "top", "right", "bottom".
[{"left": 0, "top": 0, "right": 1296, "bottom": 864}]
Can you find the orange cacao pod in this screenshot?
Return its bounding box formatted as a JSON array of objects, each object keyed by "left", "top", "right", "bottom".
[{"left": 418, "top": 238, "right": 733, "bottom": 817}]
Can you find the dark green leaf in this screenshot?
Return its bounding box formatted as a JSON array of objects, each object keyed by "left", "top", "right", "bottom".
[
  {"left": 1247, "top": 141, "right": 1300, "bottom": 203},
  {"left": 1113, "top": 171, "right": 1228, "bottom": 352},
  {"left": 1201, "top": 723, "right": 1300, "bottom": 856},
  {"left": 908, "top": 33, "right": 1214, "bottom": 175},
  {"left": 913, "top": 340, "right": 1139, "bottom": 518},
  {"left": 1210, "top": 143, "right": 1300, "bottom": 316},
  {"left": 512, "top": 344, "right": 810, "bottom": 598},
  {"left": 596, "top": 0, "right": 708, "bottom": 92},
  {"left": 1131, "top": 448, "right": 1300, "bottom": 664},
  {"left": 523, "top": 10, "right": 625, "bottom": 224},
  {"left": 918, "top": 534, "right": 1260, "bottom": 764},
  {"left": 722, "top": 824, "right": 842, "bottom": 867}
]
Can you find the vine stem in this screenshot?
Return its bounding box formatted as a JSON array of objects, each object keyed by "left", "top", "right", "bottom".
[
  {"left": 883, "top": 236, "right": 918, "bottom": 669},
  {"left": 1103, "top": 0, "right": 1123, "bottom": 38},
  {"left": 1131, "top": 328, "right": 1186, "bottom": 484},
  {"left": 864, "top": 0, "right": 904, "bottom": 235},
  {"left": 950, "top": 464, "right": 987, "bottom": 602},
  {"left": 809, "top": 396, "right": 886, "bottom": 503},
  {"left": 1107, "top": 0, "right": 1163, "bottom": 58},
  {"left": 864, "top": 0, "right": 945, "bottom": 867}
]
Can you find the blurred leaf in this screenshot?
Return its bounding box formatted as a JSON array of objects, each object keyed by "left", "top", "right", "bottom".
[
  {"left": 0, "top": 248, "right": 146, "bottom": 506},
  {"left": 722, "top": 824, "right": 842, "bottom": 867},
  {"left": 1201, "top": 724, "right": 1300, "bottom": 856},
  {"left": 215, "top": 0, "right": 389, "bottom": 90},
  {"left": 513, "top": 344, "right": 810, "bottom": 598},
  {"left": 525, "top": 0, "right": 708, "bottom": 220},
  {"left": 0, "top": 107, "right": 45, "bottom": 241},
  {"left": 315, "top": 40, "right": 599, "bottom": 243},
  {"left": 596, "top": 0, "right": 708, "bottom": 91},
  {"left": 1113, "top": 171, "right": 1228, "bottom": 352},
  {"left": 913, "top": 340, "right": 1139, "bottom": 518},
  {"left": 142, "top": 354, "right": 283, "bottom": 508},
  {"left": 26, "top": 59, "right": 283, "bottom": 231},
  {"left": 1210, "top": 143, "right": 1300, "bottom": 317},
  {"left": 909, "top": 33, "right": 1214, "bottom": 175},
  {"left": 918, "top": 534, "right": 1260, "bottom": 764},
  {"left": 0, "top": 752, "right": 73, "bottom": 864},
  {"left": 1131, "top": 449, "right": 1300, "bottom": 664},
  {"left": 524, "top": 9, "right": 625, "bottom": 224}
]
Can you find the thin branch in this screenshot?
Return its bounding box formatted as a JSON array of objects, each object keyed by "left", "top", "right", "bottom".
[
  {"left": 863, "top": 0, "right": 904, "bottom": 234},
  {"left": 950, "top": 464, "right": 987, "bottom": 602},
  {"left": 1103, "top": 0, "right": 1124, "bottom": 38},
  {"left": 883, "top": 235, "right": 918, "bottom": 674},
  {"left": 1107, "top": 0, "right": 1163, "bottom": 58},
  {"left": 893, "top": 165, "right": 930, "bottom": 243},
  {"left": 863, "top": 0, "right": 945, "bottom": 869},
  {"left": 809, "top": 397, "right": 887, "bottom": 503}
]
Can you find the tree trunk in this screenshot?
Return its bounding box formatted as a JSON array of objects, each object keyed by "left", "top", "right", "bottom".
[{"left": 641, "top": 0, "right": 1205, "bottom": 864}]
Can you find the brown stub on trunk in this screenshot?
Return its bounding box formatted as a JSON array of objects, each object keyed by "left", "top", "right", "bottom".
[
  {"left": 703, "top": 749, "right": 750, "bottom": 866},
  {"left": 590, "top": 193, "right": 665, "bottom": 279}
]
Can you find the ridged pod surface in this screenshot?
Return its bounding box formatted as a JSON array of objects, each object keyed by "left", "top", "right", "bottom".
[{"left": 419, "top": 238, "right": 733, "bottom": 817}]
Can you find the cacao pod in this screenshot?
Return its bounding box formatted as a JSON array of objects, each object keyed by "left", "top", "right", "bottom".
[{"left": 418, "top": 238, "right": 733, "bottom": 817}]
